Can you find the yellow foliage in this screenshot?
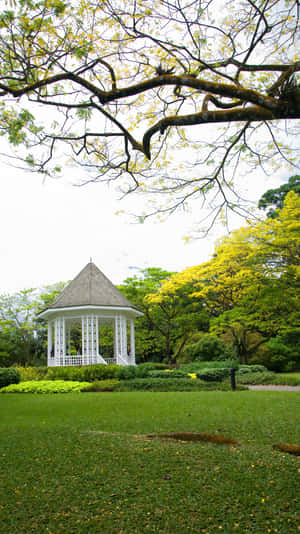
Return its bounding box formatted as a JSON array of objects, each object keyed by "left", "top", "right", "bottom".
[{"left": 152, "top": 193, "right": 300, "bottom": 313}]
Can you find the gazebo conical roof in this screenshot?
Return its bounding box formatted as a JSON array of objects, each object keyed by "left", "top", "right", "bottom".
[{"left": 39, "top": 262, "right": 142, "bottom": 317}]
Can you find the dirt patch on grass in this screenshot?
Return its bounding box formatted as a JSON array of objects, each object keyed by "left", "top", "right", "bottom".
[
  {"left": 273, "top": 442, "right": 300, "bottom": 456},
  {"left": 84, "top": 430, "right": 239, "bottom": 446},
  {"left": 147, "top": 432, "right": 239, "bottom": 446}
]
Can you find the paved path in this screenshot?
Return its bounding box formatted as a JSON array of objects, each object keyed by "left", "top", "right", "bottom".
[{"left": 246, "top": 385, "right": 300, "bottom": 391}]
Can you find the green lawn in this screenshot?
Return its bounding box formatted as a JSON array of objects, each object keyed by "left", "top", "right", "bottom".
[{"left": 0, "top": 392, "right": 299, "bottom": 533}]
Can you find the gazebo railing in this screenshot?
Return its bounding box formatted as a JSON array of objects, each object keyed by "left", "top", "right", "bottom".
[
  {"left": 63, "top": 355, "right": 83, "bottom": 366},
  {"left": 58, "top": 354, "right": 111, "bottom": 366},
  {"left": 105, "top": 357, "right": 116, "bottom": 365}
]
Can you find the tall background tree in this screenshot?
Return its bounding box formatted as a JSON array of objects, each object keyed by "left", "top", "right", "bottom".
[
  {"left": 258, "top": 175, "right": 300, "bottom": 218},
  {"left": 0, "top": 282, "right": 65, "bottom": 366},
  {"left": 0, "top": 0, "right": 299, "bottom": 227},
  {"left": 119, "top": 268, "right": 209, "bottom": 363},
  {"left": 153, "top": 192, "right": 300, "bottom": 368}
]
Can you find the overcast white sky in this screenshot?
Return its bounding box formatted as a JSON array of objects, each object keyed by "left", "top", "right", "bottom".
[{"left": 0, "top": 149, "right": 289, "bottom": 295}]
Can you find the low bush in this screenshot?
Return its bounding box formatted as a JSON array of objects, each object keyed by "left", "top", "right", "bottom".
[
  {"left": 237, "top": 365, "right": 268, "bottom": 375},
  {"left": 264, "top": 337, "right": 299, "bottom": 372},
  {"left": 45, "top": 364, "right": 119, "bottom": 382},
  {"left": 114, "top": 378, "right": 240, "bottom": 392},
  {"left": 81, "top": 379, "right": 120, "bottom": 392},
  {"left": 7, "top": 363, "right": 172, "bottom": 385},
  {"left": 116, "top": 366, "right": 137, "bottom": 380},
  {"left": 270, "top": 373, "right": 300, "bottom": 386},
  {"left": 137, "top": 362, "right": 169, "bottom": 372},
  {"left": 17, "top": 366, "right": 48, "bottom": 382},
  {"left": 0, "top": 380, "right": 90, "bottom": 394},
  {"left": 148, "top": 370, "right": 188, "bottom": 379},
  {"left": 81, "top": 364, "right": 119, "bottom": 381},
  {"left": 182, "top": 334, "right": 236, "bottom": 362},
  {"left": 196, "top": 368, "right": 229, "bottom": 382},
  {"left": 0, "top": 368, "right": 21, "bottom": 388},
  {"left": 133, "top": 362, "right": 170, "bottom": 377},
  {"left": 180, "top": 360, "right": 239, "bottom": 373},
  {"left": 45, "top": 366, "right": 83, "bottom": 381},
  {"left": 237, "top": 372, "right": 276, "bottom": 385},
  {"left": 236, "top": 371, "right": 300, "bottom": 386}
]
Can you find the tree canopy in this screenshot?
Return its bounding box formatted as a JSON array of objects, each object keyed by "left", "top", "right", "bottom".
[
  {"left": 0, "top": 0, "right": 299, "bottom": 224},
  {"left": 119, "top": 267, "right": 209, "bottom": 363},
  {"left": 258, "top": 174, "right": 300, "bottom": 218},
  {"left": 0, "top": 282, "right": 65, "bottom": 366},
  {"left": 152, "top": 192, "right": 300, "bottom": 363}
]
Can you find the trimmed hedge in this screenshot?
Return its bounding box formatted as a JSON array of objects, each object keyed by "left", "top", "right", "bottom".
[
  {"left": 196, "top": 368, "right": 229, "bottom": 382},
  {"left": 148, "top": 370, "right": 188, "bottom": 379},
  {"left": 237, "top": 372, "right": 276, "bottom": 384},
  {"left": 44, "top": 363, "right": 170, "bottom": 382},
  {"left": 117, "top": 366, "right": 139, "bottom": 380},
  {"left": 17, "top": 366, "right": 48, "bottom": 382},
  {"left": 114, "top": 378, "right": 242, "bottom": 392},
  {"left": 136, "top": 362, "right": 169, "bottom": 372},
  {"left": 237, "top": 371, "right": 300, "bottom": 386},
  {"left": 81, "top": 379, "right": 120, "bottom": 392},
  {"left": 0, "top": 380, "right": 90, "bottom": 394},
  {"left": 237, "top": 365, "right": 268, "bottom": 375},
  {"left": 0, "top": 368, "right": 21, "bottom": 388},
  {"left": 45, "top": 364, "right": 120, "bottom": 382},
  {"left": 180, "top": 360, "right": 239, "bottom": 373}
]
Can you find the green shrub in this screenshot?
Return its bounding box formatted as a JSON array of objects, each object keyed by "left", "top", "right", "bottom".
[
  {"left": 132, "top": 363, "right": 169, "bottom": 378},
  {"left": 264, "top": 337, "right": 299, "bottom": 372},
  {"left": 20, "top": 363, "right": 171, "bottom": 384},
  {"left": 81, "top": 379, "right": 120, "bottom": 392},
  {"left": 148, "top": 370, "right": 188, "bottom": 379},
  {"left": 81, "top": 364, "right": 119, "bottom": 381},
  {"left": 17, "top": 366, "right": 48, "bottom": 382},
  {"left": 196, "top": 368, "right": 229, "bottom": 382},
  {"left": 180, "top": 360, "right": 239, "bottom": 373},
  {"left": 0, "top": 380, "right": 90, "bottom": 393},
  {"left": 237, "top": 365, "right": 268, "bottom": 375},
  {"left": 270, "top": 374, "right": 300, "bottom": 386},
  {"left": 45, "top": 364, "right": 119, "bottom": 382},
  {"left": 182, "top": 334, "right": 236, "bottom": 362},
  {"left": 113, "top": 364, "right": 165, "bottom": 381},
  {"left": 237, "top": 372, "right": 300, "bottom": 386},
  {"left": 115, "top": 378, "right": 239, "bottom": 392},
  {"left": 45, "top": 366, "right": 83, "bottom": 381},
  {"left": 139, "top": 362, "right": 169, "bottom": 370},
  {"left": 0, "top": 367, "right": 21, "bottom": 388},
  {"left": 134, "top": 366, "right": 151, "bottom": 378},
  {"left": 116, "top": 366, "right": 137, "bottom": 380},
  {"left": 237, "top": 372, "right": 276, "bottom": 385}
]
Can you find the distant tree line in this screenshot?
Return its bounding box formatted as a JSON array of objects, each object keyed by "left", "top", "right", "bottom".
[{"left": 1, "top": 179, "right": 299, "bottom": 371}]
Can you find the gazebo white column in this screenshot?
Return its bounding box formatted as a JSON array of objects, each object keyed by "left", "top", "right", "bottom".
[
  {"left": 115, "top": 315, "right": 128, "bottom": 365},
  {"left": 54, "top": 317, "right": 66, "bottom": 366},
  {"left": 130, "top": 319, "right": 136, "bottom": 365},
  {"left": 82, "top": 315, "right": 99, "bottom": 365},
  {"left": 47, "top": 321, "right": 53, "bottom": 366}
]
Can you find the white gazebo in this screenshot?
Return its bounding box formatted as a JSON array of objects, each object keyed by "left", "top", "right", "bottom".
[{"left": 38, "top": 261, "right": 143, "bottom": 367}]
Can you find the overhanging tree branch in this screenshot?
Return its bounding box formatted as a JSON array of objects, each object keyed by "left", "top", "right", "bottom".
[{"left": 0, "top": 0, "right": 299, "bottom": 228}]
